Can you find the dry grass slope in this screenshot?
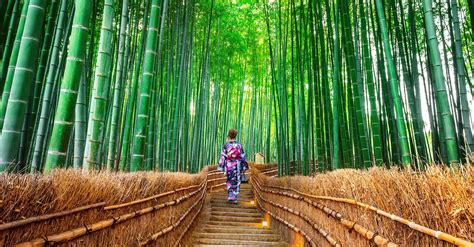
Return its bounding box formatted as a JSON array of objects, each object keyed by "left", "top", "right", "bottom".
[
  {"left": 0, "top": 169, "right": 206, "bottom": 246},
  {"left": 253, "top": 164, "right": 474, "bottom": 246}
]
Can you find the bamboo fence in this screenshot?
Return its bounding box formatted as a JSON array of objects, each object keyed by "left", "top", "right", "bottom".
[
  {"left": 252, "top": 175, "right": 395, "bottom": 246},
  {"left": 0, "top": 168, "right": 211, "bottom": 246},
  {"left": 253, "top": 177, "right": 340, "bottom": 246},
  {"left": 251, "top": 166, "right": 474, "bottom": 246}
]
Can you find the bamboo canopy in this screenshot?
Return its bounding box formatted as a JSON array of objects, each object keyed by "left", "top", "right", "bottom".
[{"left": 0, "top": 0, "right": 471, "bottom": 174}]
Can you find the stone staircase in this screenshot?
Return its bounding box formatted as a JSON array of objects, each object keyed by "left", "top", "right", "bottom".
[{"left": 191, "top": 183, "right": 287, "bottom": 246}]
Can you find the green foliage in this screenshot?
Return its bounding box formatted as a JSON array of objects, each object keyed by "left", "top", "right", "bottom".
[{"left": 0, "top": 0, "right": 472, "bottom": 174}]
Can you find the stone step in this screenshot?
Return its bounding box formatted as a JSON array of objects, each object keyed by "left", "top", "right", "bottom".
[
  {"left": 210, "top": 205, "right": 258, "bottom": 211},
  {"left": 204, "top": 221, "right": 261, "bottom": 227},
  {"left": 193, "top": 238, "right": 287, "bottom": 246},
  {"left": 199, "top": 226, "right": 275, "bottom": 234},
  {"left": 194, "top": 244, "right": 287, "bottom": 247},
  {"left": 210, "top": 201, "right": 254, "bottom": 207},
  {"left": 212, "top": 191, "right": 253, "bottom": 197},
  {"left": 210, "top": 211, "right": 261, "bottom": 217},
  {"left": 213, "top": 190, "right": 253, "bottom": 194},
  {"left": 212, "top": 193, "right": 254, "bottom": 198},
  {"left": 189, "top": 183, "right": 287, "bottom": 246},
  {"left": 210, "top": 204, "right": 259, "bottom": 213},
  {"left": 211, "top": 195, "right": 253, "bottom": 201},
  {"left": 199, "top": 224, "right": 264, "bottom": 231},
  {"left": 212, "top": 196, "right": 254, "bottom": 201},
  {"left": 210, "top": 201, "right": 257, "bottom": 207},
  {"left": 193, "top": 233, "right": 281, "bottom": 242},
  {"left": 209, "top": 215, "right": 262, "bottom": 223}
]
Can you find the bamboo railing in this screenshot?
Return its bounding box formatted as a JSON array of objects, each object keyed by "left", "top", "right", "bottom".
[
  {"left": 255, "top": 196, "right": 317, "bottom": 247},
  {"left": 253, "top": 178, "right": 339, "bottom": 247},
  {"left": 139, "top": 181, "right": 207, "bottom": 246},
  {"left": 15, "top": 179, "right": 207, "bottom": 246},
  {"left": 207, "top": 166, "right": 226, "bottom": 192},
  {"left": 264, "top": 183, "right": 474, "bottom": 246},
  {"left": 174, "top": 185, "right": 207, "bottom": 247},
  {"left": 4, "top": 165, "right": 262, "bottom": 246},
  {"left": 252, "top": 175, "right": 396, "bottom": 246},
  {"left": 0, "top": 202, "right": 106, "bottom": 231},
  {"left": 253, "top": 166, "right": 474, "bottom": 247},
  {"left": 104, "top": 179, "right": 206, "bottom": 210},
  {"left": 1, "top": 181, "right": 207, "bottom": 233}
]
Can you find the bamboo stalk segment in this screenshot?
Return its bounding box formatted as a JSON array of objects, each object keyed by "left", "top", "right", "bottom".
[
  {"left": 207, "top": 169, "right": 224, "bottom": 176},
  {"left": 207, "top": 177, "right": 227, "bottom": 183},
  {"left": 104, "top": 179, "right": 205, "bottom": 210},
  {"left": 139, "top": 184, "right": 207, "bottom": 246},
  {"left": 174, "top": 189, "right": 207, "bottom": 247},
  {"left": 261, "top": 169, "right": 278, "bottom": 175},
  {"left": 253, "top": 188, "right": 317, "bottom": 247},
  {"left": 208, "top": 182, "right": 226, "bottom": 192},
  {"left": 0, "top": 202, "right": 105, "bottom": 231}
]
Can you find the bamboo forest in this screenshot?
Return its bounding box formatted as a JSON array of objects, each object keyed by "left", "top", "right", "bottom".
[
  {"left": 0, "top": 0, "right": 473, "bottom": 174},
  {"left": 1, "top": 0, "right": 474, "bottom": 246}
]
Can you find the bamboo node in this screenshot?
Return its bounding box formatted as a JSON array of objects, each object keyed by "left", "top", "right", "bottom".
[
  {"left": 112, "top": 216, "right": 119, "bottom": 225},
  {"left": 348, "top": 221, "right": 357, "bottom": 233},
  {"left": 41, "top": 235, "right": 49, "bottom": 245},
  {"left": 369, "top": 231, "right": 380, "bottom": 247},
  {"left": 84, "top": 223, "right": 92, "bottom": 235}
]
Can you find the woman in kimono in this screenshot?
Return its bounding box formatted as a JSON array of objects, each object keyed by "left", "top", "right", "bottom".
[{"left": 218, "top": 129, "right": 248, "bottom": 202}]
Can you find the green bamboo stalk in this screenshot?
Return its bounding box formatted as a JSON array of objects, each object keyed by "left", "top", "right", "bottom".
[
  {"left": 375, "top": 0, "right": 411, "bottom": 166},
  {"left": 0, "top": 0, "right": 29, "bottom": 131},
  {"left": 0, "top": 0, "right": 47, "bottom": 171},
  {"left": 0, "top": 0, "right": 20, "bottom": 92},
  {"left": 422, "top": 0, "right": 460, "bottom": 164},
  {"left": 130, "top": 0, "right": 165, "bottom": 171},
  {"left": 449, "top": 0, "right": 474, "bottom": 155},
  {"left": 83, "top": 0, "right": 114, "bottom": 170},
  {"left": 107, "top": 0, "right": 129, "bottom": 170},
  {"left": 331, "top": 0, "right": 342, "bottom": 170},
  {"left": 44, "top": 0, "right": 92, "bottom": 172},
  {"left": 30, "top": 0, "right": 60, "bottom": 136},
  {"left": 30, "top": 0, "right": 69, "bottom": 171},
  {"left": 74, "top": 69, "right": 87, "bottom": 168}
]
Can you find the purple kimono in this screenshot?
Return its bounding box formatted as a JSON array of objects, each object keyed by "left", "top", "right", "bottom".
[{"left": 218, "top": 141, "right": 248, "bottom": 201}]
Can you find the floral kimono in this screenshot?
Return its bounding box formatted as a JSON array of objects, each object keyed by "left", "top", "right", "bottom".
[{"left": 218, "top": 141, "right": 248, "bottom": 201}]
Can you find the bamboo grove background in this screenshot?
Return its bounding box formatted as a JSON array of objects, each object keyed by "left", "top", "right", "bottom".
[{"left": 0, "top": 0, "right": 472, "bottom": 174}]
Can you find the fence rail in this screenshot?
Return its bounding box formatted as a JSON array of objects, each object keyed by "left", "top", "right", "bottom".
[
  {"left": 0, "top": 202, "right": 106, "bottom": 231},
  {"left": 251, "top": 166, "right": 474, "bottom": 247},
  {"left": 1, "top": 167, "right": 226, "bottom": 246}
]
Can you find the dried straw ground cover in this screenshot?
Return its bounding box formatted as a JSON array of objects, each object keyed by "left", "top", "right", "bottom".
[
  {"left": 0, "top": 169, "right": 206, "bottom": 246},
  {"left": 253, "top": 165, "right": 474, "bottom": 246}
]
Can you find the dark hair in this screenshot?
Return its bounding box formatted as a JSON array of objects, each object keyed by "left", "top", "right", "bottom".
[{"left": 228, "top": 129, "right": 238, "bottom": 139}]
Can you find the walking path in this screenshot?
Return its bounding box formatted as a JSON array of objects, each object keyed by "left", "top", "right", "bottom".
[{"left": 190, "top": 183, "right": 288, "bottom": 246}]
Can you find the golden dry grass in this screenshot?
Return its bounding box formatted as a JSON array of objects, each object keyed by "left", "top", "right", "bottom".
[
  {"left": 0, "top": 168, "right": 206, "bottom": 246},
  {"left": 253, "top": 165, "right": 474, "bottom": 246}
]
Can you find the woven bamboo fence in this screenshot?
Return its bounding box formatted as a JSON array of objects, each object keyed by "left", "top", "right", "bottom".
[
  {"left": 251, "top": 165, "right": 474, "bottom": 246},
  {"left": 0, "top": 167, "right": 211, "bottom": 246},
  {"left": 207, "top": 165, "right": 227, "bottom": 192}
]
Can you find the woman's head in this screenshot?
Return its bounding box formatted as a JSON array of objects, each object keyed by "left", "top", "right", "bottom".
[{"left": 228, "top": 129, "right": 238, "bottom": 139}]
